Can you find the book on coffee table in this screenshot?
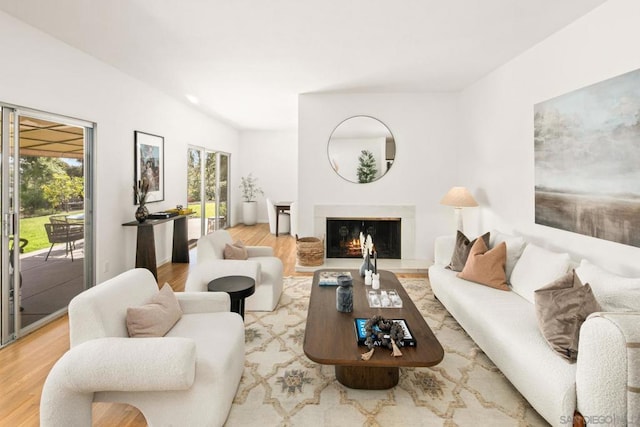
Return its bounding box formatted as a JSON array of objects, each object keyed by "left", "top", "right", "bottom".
[
  {"left": 354, "top": 318, "right": 416, "bottom": 347},
  {"left": 318, "top": 271, "right": 352, "bottom": 286}
]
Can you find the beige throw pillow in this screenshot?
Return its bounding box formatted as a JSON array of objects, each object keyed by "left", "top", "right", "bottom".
[
  {"left": 457, "top": 239, "right": 509, "bottom": 291},
  {"left": 447, "top": 231, "right": 490, "bottom": 272},
  {"left": 126, "top": 283, "right": 183, "bottom": 337},
  {"left": 224, "top": 240, "right": 249, "bottom": 260},
  {"left": 534, "top": 270, "right": 601, "bottom": 362}
]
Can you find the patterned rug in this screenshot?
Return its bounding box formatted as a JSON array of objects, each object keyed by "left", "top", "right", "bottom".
[{"left": 226, "top": 276, "right": 549, "bottom": 426}]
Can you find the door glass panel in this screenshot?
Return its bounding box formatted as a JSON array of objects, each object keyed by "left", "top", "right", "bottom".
[
  {"left": 1, "top": 107, "right": 93, "bottom": 347},
  {"left": 187, "top": 147, "right": 229, "bottom": 241},
  {"left": 219, "top": 153, "right": 229, "bottom": 229},
  {"left": 1, "top": 108, "right": 17, "bottom": 344},
  {"left": 17, "top": 116, "right": 86, "bottom": 328},
  {"left": 204, "top": 151, "right": 217, "bottom": 233},
  {"left": 0, "top": 109, "right": 7, "bottom": 343},
  {"left": 187, "top": 148, "right": 202, "bottom": 245}
]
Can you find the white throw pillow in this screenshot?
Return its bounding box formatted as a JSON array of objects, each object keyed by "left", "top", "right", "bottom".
[
  {"left": 510, "top": 244, "right": 571, "bottom": 304},
  {"left": 490, "top": 230, "right": 526, "bottom": 282},
  {"left": 575, "top": 259, "right": 640, "bottom": 312}
]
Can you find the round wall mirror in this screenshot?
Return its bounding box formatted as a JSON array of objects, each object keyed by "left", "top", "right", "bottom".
[{"left": 327, "top": 116, "right": 396, "bottom": 183}]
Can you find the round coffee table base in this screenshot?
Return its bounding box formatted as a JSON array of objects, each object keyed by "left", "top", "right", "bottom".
[
  {"left": 207, "top": 276, "right": 255, "bottom": 320},
  {"left": 334, "top": 365, "right": 399, "bottom": 390}
]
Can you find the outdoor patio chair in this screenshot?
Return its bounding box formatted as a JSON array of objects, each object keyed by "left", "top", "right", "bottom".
[{"left": 44, "top": 222, "right": 83, "bottom": 261}]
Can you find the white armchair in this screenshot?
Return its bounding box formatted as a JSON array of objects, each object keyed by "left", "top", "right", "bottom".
[
  {"left": 266, "top": 198, "right": 290, "bottom": 235},
  {"left": 188, "top": 230, "right": 283, "bottom": 311},
  {"left": 40, "top": 268, "right": 245, "bottom": 427}
]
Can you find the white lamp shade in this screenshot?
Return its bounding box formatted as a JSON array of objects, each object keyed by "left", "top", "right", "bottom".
[{"left": 440, "top": 187, "right": 478, "bottom": 208}]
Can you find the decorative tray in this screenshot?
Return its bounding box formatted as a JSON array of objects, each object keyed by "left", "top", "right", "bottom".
[{"left": 366, "top": 289, "right": 403, "bottom": 308}]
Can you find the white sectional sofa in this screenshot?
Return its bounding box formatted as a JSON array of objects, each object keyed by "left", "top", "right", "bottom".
[{"left": 429, "top": 234, "right": 640, "bottom": 427}]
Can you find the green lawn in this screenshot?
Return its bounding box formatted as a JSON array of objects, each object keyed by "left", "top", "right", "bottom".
[
  {"left": 18, "top": 211, "right": 83, "bottom": 253},
  {"left": 187, "top": 202, "right": 222, "bottom": 218},
  {"left": 18, "top": 204, "right": 223, "bottom": 254}
]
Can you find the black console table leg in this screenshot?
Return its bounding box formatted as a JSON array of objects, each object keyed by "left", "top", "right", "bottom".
[
  {"left": 136, "top": 226, "right": 157, "bottom": 280},
  {"left": 172, "top": 216, "right": 189, "bottom": 263}
]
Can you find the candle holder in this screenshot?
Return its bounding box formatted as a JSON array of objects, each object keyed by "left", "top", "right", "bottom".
[
  {"left": 364, "top": 270, "right": 373, "bottom": 286},
  {"left": 372, "top": 273, "right": 380, "bottom": 289}
]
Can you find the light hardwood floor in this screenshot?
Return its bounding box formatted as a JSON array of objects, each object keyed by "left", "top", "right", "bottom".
[{"left": 0, "top": 224, "right": 422, "bottom": 426}]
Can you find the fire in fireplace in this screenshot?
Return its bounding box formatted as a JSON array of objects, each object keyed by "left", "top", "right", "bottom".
[{"left": 326, "top": 218, "right": 401, "bottom": 259}]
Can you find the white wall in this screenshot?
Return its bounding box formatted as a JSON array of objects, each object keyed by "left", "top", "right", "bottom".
[
  {"left": 238, "top": 130, "right": 298, "bottom": 223},
  {"left": 459, "top": 0, "right": 640, "bottom": 275},
  {"left": 0, "top": 11, "right": 241, "bottom": 282},
  {"left": 298, "top": 93, "right": 461, "bottom": 261}
]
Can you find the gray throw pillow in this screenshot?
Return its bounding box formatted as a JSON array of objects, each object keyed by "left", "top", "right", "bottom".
[
  {"left": 446, "top": 231, "right": 490, "bottom": 272},
  {"left": 534, "top": 270, "right": 601, "bottom": 362}
]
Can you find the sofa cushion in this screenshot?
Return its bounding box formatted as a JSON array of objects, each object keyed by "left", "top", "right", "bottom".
[
  {"left": 490, "top": 230, "right": 526, "bottom": 282},
  {"left": 510, "top": 244, "right": 571, "bottom": 304},
  {"left": 457, "top": 239, "right": 509, "bottom": 291},
  {"left": 126, "top": 283, "right": 183, "bottom": 337},
  {"left": 447, "top": 230, "right": 490, "bottom": 272},
  {"left": 224, "top": 240, "right": 249, "bottom": 260},
  {"left": 534, "top": 270, "right": 601, "bottom": 362},
  {"left": 575, "top": 259, "right": 640, "bottom": 312}
]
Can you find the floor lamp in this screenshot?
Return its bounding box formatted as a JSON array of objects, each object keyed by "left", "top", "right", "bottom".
[{"left": 440, "top": 187, "right": 478, "bottom": 233}]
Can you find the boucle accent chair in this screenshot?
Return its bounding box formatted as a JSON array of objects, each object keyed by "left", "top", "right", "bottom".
[
  {"left": 40, "top": 268, "right": 245, "bottom": 427},
  {"left": 189, "top": 229, "right": 283, "bottom": 311}
]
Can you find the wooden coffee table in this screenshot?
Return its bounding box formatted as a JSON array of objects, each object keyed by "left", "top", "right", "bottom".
[{"left": 303, "top": 269, "right": 444, "bottom": 389}]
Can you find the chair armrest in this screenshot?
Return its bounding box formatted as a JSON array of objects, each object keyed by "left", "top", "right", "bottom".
[
  {"left": 247, "top": 246, "right": 274, "bottom": 257},
  {"left": 175, "top": 291, "right": 231, "bottom": 313},
  {"left": 184, "top": 259, "right": 261, "bottom": 291},
  {"left": 576, "top": 312, "right": 640, "bottom": 422},
  {"left": 41, "top": 337, "right": 196, "bottom": 427},
  {"left": 433, "top": 235, "right": 455, "bottom": 266},
  {"left": 50, "top": 337, "right": 196, "bottom": 392}
]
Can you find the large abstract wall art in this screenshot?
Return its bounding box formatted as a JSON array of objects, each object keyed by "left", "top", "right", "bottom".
[{"left": 534, "top": 68, "right": 640, "bottom": 247}]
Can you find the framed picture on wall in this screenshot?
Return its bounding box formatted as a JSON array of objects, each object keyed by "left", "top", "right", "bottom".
[{"left": 134, "top": 130, "right": 164, "bottom": 204}]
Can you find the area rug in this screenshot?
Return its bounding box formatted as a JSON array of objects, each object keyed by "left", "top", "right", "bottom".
[{"left": 226, "top": 276, "right": 549, "bottom": 426}]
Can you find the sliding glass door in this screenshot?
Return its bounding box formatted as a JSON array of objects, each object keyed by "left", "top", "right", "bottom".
[
  {"left": 0, "top": 104, "right": 94, "bottom": 346},
  {"left": 187, "top": 146, "right": 230, "bottom": 243}
]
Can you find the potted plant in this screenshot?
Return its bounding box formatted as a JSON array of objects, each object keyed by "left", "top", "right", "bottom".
[{"left": 239, "top": 173, "right": 263, "bottom": 225}]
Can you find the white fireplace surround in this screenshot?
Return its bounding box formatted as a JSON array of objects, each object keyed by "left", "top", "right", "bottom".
[{"left": 314, "top": 205, "right": 416, "bottom": 260}]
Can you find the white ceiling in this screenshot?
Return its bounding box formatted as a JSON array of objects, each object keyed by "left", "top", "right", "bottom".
[{"left": 0, "top": 0, "right": 607, "bottom": 130}]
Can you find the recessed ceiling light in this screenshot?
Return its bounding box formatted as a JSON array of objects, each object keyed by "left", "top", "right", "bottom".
[{"left": 185, "top": 94, "right": 199, "bottom": 105}]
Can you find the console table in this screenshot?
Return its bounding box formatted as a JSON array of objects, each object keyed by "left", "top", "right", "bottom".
[{"left": 122, "top": 215, "right": 189, "bottom": 280}]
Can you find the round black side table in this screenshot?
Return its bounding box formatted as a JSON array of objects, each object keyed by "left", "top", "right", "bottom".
[{"left": 207, "top": 275, "right": 256, "bottom": 319}]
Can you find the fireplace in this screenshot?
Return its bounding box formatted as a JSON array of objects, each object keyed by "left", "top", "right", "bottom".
[{"left": 326, "top": 217, "right": 401, "bottom": 259}]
